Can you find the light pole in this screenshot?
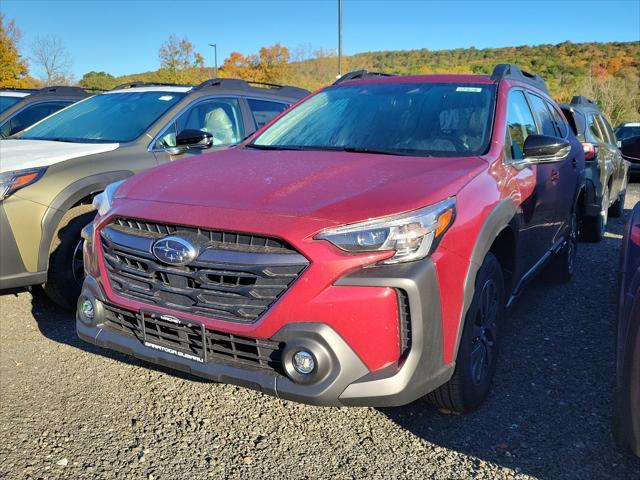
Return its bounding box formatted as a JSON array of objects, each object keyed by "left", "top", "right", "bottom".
[
  {"left": 338, "top": 0, "right": 342, "bottom": 77},
  {"left": 208, "top": 43, "right": 218, "bottom": 77}
]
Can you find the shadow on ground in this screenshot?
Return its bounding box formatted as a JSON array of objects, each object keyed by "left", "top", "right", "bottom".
[{"left": 27, "top": 287, "right": 209, "bottom": 384}]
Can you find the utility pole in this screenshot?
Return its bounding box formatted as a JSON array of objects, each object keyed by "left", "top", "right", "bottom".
[
  {"left": 338, "top": 0, "right": 342, "bottom": 77},
  {"left": 208, "top": 43, "right": 218, "bottom": 77}
]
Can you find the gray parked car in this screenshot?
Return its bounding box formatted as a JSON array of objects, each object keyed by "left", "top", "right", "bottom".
[
  {"left": 0, "top": 78, "right": 309, "bottom": 308},
  {"left": 0, "top": 86, "right": 92, "bottom": 139},
  {"left": 561, "top": 96, "right": 628, "bottom": 242}
]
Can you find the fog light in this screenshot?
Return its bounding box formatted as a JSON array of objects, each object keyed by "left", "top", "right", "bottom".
[
  {"left": 80, "top": 299, "right": 95, "bottom": 320},
  {"left": 292, "top": 350, "right": 316, "bottom": 375}
]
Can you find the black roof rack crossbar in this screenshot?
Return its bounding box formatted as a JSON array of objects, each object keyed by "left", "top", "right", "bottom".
[
  {"left": 570, "top": 95, "right": 597, "bottom": 106},
  {"left": 110, "top": 81, "right": 192, "bottom": 91},
  {"left": 490, "top": 64, "right": 549, "bottom": 94},
  {"left": 195, "top": 78, "right": 309, "bottom": 98},
  {"left": 333, "top": 70, "right": 395, "bottom": 85}
]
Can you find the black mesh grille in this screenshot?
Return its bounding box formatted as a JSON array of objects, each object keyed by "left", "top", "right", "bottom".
[
  {"left": 100, "top": 218, "right": 308, "bottom": 323},
  {"left": 397, "top": 289, "right": 412, "bottom": 357},
  {"left": 112, "top": 218, "right": 294, "bottom": 252},
  {"left": 102, "top": 303, "right": 284, "bottom": 372}
]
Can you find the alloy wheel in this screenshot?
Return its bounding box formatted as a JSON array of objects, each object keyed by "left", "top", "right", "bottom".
[{"left": 470, "top": 278, "right": 499, "bottom": 386}]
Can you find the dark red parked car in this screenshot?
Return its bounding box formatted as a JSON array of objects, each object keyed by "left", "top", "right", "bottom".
[
  {"left": 615, "top": 199, "right": 640, "bottom": 457},
  {"left": 77, "top": 65, "right": 585, "bottom": 412}
]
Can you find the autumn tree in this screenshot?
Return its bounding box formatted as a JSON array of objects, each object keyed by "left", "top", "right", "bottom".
[
  {"left": 0, "top": 13, "right": 31, "bottom": 88},
  {"left": 219, "top": 43, "right": 290, "bottom": 83},
  {"left": 79, "top": 71, "right": 117, "bottom": 90},
  {"left": 158, "top": 35, "right": 204, "bottom": 83},
  {"left": 30, "top": 34, "right": 73, "bottom": 85}
]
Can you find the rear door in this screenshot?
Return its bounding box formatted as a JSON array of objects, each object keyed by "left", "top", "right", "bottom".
[
  {"left": 246, "top": 98, "right": 289, "bottom": 132},
  {"left": 597, "top": 114, "right": 627, "bottom": 201},
  {"left": 544, "top": 97, "right": 581, "bottom": 233}
]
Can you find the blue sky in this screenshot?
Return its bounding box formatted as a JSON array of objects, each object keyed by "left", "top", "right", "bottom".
[{"left": 3, "top": 0, "right": 639, "bottom": 79}]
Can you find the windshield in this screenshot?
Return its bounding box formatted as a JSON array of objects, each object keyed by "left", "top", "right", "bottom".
[
  {"left": 616, "top": 125, "right": 640, "bottom": 141},
  {"left": 20, "top": 91, "right": 187, "bottom": 143},
  {"left": 252, "top": 83, "right": 496, "bottom": 157},
  {"left": 0, "top": 96, "right": 24, "bottom": 113}
]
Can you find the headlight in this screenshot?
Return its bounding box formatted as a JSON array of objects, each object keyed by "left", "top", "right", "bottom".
[
  {"left": 315, "top": 198, "right": 456, "bottom": 264},
  {"left": 0, "top": 167, "right": 47, "bottom": 201},
  {"left": 92, "top": 180, "right": 125, "bottom": 217}
]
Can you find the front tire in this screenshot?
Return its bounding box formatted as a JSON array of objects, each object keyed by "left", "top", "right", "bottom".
[
  {"left": 44, "top": 205, "right": 96, "bottom": 310},
  {"left": 427, "top": 252, "right": 504, "bottom": 413}
]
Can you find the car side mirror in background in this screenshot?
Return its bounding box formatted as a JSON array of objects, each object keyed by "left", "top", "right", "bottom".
[
  {"left": 523, "top": 134, "right": 571, "bottom": 164},
  {"left": 620, "top": 135, "right": 640, "bottom": 162}
]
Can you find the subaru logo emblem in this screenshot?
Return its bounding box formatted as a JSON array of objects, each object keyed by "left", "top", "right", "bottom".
[{"left": 152, "top": 236, "right": 197, "bottom": 265}]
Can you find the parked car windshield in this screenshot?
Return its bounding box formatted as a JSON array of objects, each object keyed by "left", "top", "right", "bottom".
[
  {"left": 19, "top": 91, "right": 187, "bottom": 143},
  {"left": 0, "top": 96, "right": 24, "bottom": 113},
  {"left": 616, "top": 124, "right": 640, "bottom": 141},
  {"left": 251, "top": 82, "right": 496, "bottom": 157}
]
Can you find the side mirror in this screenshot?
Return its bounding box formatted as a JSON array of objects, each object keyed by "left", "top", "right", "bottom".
[
  {"left": 620, "top": 135, "right": 640, "bottom": 162},
  {"left": 523, "top": 134, "right": 571, "bottom": 164},
  {"left": 176, "top": 129, "right": 213, "bottom": 149}
]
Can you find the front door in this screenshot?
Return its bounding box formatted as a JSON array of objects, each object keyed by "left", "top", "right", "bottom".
[
  {"left": 152, "top": 97, "right": 246, "bottom": 164},
  {"left": 505, "top": 89, "right": 559, "bottom": 274}
]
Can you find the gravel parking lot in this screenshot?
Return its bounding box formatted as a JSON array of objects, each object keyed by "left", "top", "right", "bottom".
[{"left": 1, "top": 184, "right": 640, "bottom": 480}]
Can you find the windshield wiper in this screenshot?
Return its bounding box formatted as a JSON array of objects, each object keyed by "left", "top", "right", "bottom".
[{"left": 245, "top": 144, "right": 312, "bottom": 151}]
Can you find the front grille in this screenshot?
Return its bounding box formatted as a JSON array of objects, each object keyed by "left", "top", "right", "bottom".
[
  {"left": 397, "top": 289, "right": 412, "bottom": 357},
  {"left": 100, "top": 218, "right": 308, "bottom": 323},
  {"left": 103, "top": 303, "right": 284, "bottom": 372}
]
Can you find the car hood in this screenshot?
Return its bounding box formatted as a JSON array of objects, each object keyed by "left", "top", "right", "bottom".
[
  {"left": 117, "top": 148, "right": 487, "bottom": 225},
  {"left": 0, "top": 139, "right": 119, "bottom": 174}
]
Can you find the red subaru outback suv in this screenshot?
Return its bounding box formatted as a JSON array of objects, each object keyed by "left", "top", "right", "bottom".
[{"left": 77, "top": 65, "right": 585, "bottom": 412}]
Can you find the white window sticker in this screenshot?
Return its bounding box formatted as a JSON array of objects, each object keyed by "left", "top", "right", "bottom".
[
  {"left": 456, "top": 87, "right": 483, "bottom": 93},
  {"left": 158, "top": 95, "right": 174, "bottom": 101}
]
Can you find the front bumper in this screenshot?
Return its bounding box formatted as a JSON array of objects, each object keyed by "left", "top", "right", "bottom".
[
  {"left": 0, "top": 203, "right": 46, "bottom": 289},
  {"left": 77, "top": 259, "right": 453, "bottom": 407}
]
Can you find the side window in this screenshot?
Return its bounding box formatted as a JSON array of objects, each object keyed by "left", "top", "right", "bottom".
[
  {"left": 587, "top": 114, "right": 604, "bottom": 142},
  {"left": 505, "top": 90, "right": 537, "bottom": 160},
  {"left": 0, "top": 101, "right": 71, "bottom": 139},
  {"left": 247, "top": 99, "right": 288, "bottom": 129},
  {"left": 158, "top": 98, "right": 244, "bottom": 149},
  {"left": 527, "top": 94, "right": 558, "bottom": 137},
  {"left": 597, "top": 115, "right": 616, "bottom": 144},
  {"left": 547, "top": 103, "right": 568, "bottom": 138}
]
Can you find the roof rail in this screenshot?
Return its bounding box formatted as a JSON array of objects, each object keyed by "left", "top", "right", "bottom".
[
  {"left": 110, "top": 81, "right": 192, "bottom": 91},
  {"left": 34, "top": 85, "right": 95, "bottom": 97},
  {"left": 194, "top": 78, "right": 309, "bottom": 99},
  {"left": 333, "top": 70, "right": 395, "bottom": 85},
  {"left": 490, "top": 64, "right": 549, "bottom": 94},
  {"left": 0, "top": 87, "right": 38, "bottom": 93},
  {"left": 570, "top": 95, "right": 597, "bottom": 106}
]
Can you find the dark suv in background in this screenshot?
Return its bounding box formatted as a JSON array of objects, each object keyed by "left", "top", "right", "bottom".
[
  {"left": 0, "top": 86, "right": 92, "bottom": 139},
  {"left": 561, "top": 96, "right": 628, "bottom": 241}
]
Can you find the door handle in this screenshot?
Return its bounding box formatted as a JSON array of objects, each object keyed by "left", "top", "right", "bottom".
[
  {"left": 572, "top": 157, "right": 578, "bottom": 168},
  {"left": 551, "top": 169, "right": 560, "bottom": 183}
]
